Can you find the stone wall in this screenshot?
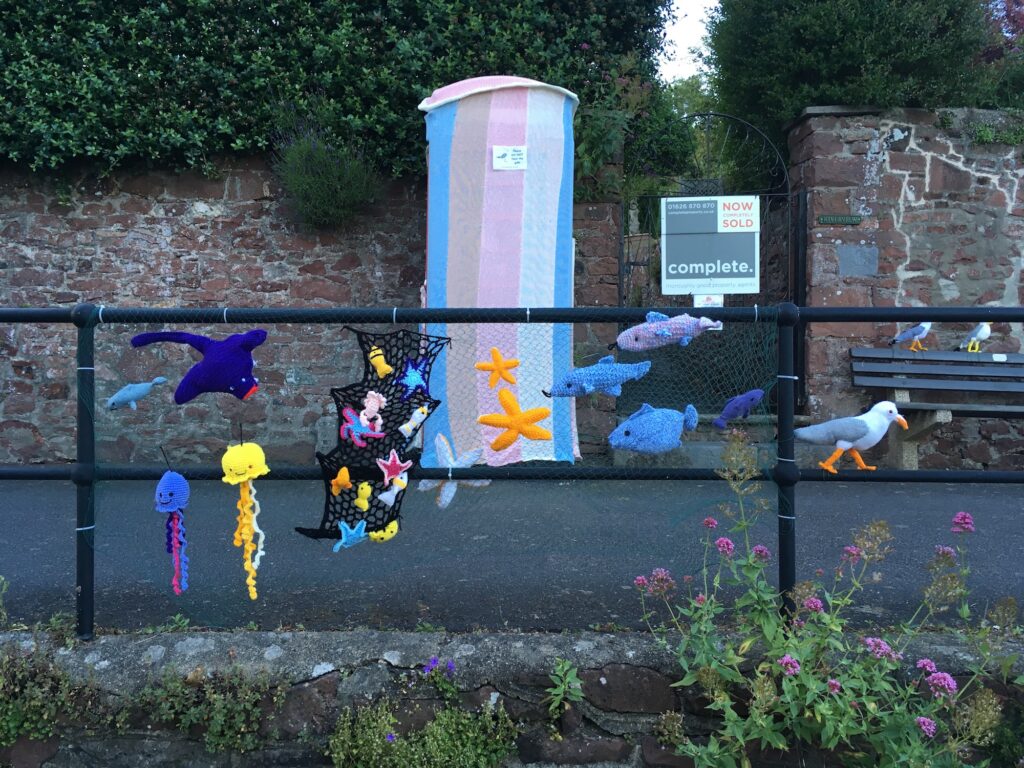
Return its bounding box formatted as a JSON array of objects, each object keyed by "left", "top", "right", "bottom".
[
  {"left": 789, "top": 107, "right": 1024, "bottom": 469},
  {"left": 0, "top": 159, "right": 621, "bottom": 465},
  {"left": 4, "top": 629, "right": 1018, "bottom": 768}
]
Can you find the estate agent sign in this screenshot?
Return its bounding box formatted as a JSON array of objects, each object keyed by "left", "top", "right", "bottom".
[{"left": 660, "top": 196, "right": 760, "bottom": 295}]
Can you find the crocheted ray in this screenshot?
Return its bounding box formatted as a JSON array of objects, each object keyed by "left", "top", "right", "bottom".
[{"left": 297, "top": 326, "right": 450, "bottom": 541}]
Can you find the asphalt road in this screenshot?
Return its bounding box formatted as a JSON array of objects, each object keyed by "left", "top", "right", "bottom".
[{"left": 1, "top": 479, "right": 1020, "bottom": 632}]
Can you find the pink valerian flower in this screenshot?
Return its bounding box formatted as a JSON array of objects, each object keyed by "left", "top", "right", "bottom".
[
  {"left": 648, "top": 568, "right": 676, "bottom": 596},
  {"left": 579, "top": 42, "right": 591, "bottom": 50},
  {"left": 803, "top": 597, "right": 825, "bottom": 613},
  {"left": 951, "top": 511, "right": 975, "bottom": 534},
  {"left": 702, "top": 516, "right": 718, "bottom": 529},
  {"left": 752, "top": 545, "right": 771, "bottom": 561},
  {"left": 792, "top": 618, "right": 806, "bottom": 629},
  {"left": 863, "top": 637, "right": 902, "bottom": 662},
  {"left": 933, "top": 545, "right": 957, "bottom": 564},
  {"left": 916, "top": 716, "right": 937, "bottom": 738},
  {"left": 916, "top": 658, "right": 937, "bottom": 674},
  {"left": 633, "top": 575, "right": 648, "bottom": 590},
  {"left": 715, "top": 537, "right": 735, "bottom": 557},
  {"left": 695, "top": 594, "right": 706, "bottom": 606},
  {"left": 682, "top": 575, "right": 694, "bottom": 584},
  {"left": 841, "top": 545, "right": 863, "bottom": 565},
  {"left": 815, "top": 568, "right": 825, "bottom": 577},
  {"left": 777, "top": 655, "right": 801, "bottom": 676},
  {"left": 827, "top": 678, "right": 842, "bottom": 694},
  {"left": 925, "top": 671, "right": 958, "bottom": 699}
]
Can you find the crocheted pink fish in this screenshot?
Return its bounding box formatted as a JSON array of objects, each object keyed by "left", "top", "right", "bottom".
[{"left": 614, "top": 312, "right": 722, "bottom": 352}]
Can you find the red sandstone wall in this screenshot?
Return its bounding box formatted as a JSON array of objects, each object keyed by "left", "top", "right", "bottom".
[
  {"left": 789, "top": 108, "right": 1024, "bottom": 469},
  {"left": 0, "top": 158, "right": 620, "bottom": 464}
]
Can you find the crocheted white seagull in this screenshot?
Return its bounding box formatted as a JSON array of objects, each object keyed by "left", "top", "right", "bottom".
[
  {"left": 954, "top": 322, "right": 992, "bottom": 353},
  {"left": 795, "top": 401, "right": 908, "bottom": 475},
  {"left": 888, "top": 322, "right": 932, "bottom": 352}
]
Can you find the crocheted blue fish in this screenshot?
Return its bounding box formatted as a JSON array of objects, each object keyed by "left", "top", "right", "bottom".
[
  {"left": 107, "top": 377, "right": 168, "bottom": 410},
  {"left": 131, "top": 330, "right": 267, "bottom": 404},
  {"left": 713, "top": 389, "right": 765, "bottom": 430},
  {"left": 608, "top": 403, "right": 699, "bottom": 454},
  {"left": 542, "top": 356, "right": 651, "bottom": 398}
]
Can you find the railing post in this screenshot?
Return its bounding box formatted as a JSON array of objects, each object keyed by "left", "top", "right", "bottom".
[
  {"left": 775, "top": 302, "right": 799, "bottom": 610},
  {"left": 71, "top": 303, "right": 99, "bottom": 640}
]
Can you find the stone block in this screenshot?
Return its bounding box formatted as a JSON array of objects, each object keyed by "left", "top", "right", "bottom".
[
  {"left": 516, "top": 729, "right": 633, "bottom": 765},
  {"left": 641, "top": 735, "right": 695, "bottom": 767},
  {"left": 580, "top": 664, "right": 676, "bottom": 713},
  {"left": 887, "top": 152, "right": 926, "bottom": 174},
  {"left": 928, "top": 159, "right": 972, "bottom": 194},
  {"left": 804, "top": 157, "right": 866, "bottom": 188},
  {"left": 269, "top": 672, "right": 340, "bottom": 738}
]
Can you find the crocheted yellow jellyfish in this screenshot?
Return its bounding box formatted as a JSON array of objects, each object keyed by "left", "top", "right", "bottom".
[{"left": 221, "top": 442, "right": 270, "bottom": 600}]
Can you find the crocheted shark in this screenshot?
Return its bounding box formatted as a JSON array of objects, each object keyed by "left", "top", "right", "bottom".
[
  {"left": 542, "top": 356, "right": 651, "bottom": 398},
  {"left": 107, "top": 377, "right": 168, "bottom": 410},
  {"left": 613, "top": 312, "right": 722, "bottom": 352},
  {"left": 131, "top": 330, "right": 267, "bottom": 404},
  {"left": 608, "top": 403, "right": 700, "bottom": 454}
]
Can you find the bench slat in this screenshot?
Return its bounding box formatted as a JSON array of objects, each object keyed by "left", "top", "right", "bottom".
[
  {"left": 850, "top": 347, "right": 1024, "bottom": 364},
  {"left": 853, "top": 375, "right": 1024, "bottom": 393},
  {"left": 852, "top": 361, "right": 1024, "bottom": 379},
  {"left": 897, "top": 402, "right": 1024, "bottom": 418}
]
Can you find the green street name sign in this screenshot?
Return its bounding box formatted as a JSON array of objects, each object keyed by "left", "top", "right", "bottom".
[{"left": 817, "top": 214, "right": 863, "bottom": 225}]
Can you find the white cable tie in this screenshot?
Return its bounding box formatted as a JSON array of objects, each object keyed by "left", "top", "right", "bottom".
[
  {"left": 776, "top": 457, "right": 796, "bottom": 463},
  {"left": 392, "top": 307, "right": 398, "bottom": 323},
  {"left": 97, "top": 305, "right": 106, "bottom": 323},
  {"left": 222, "top": 308, "right": 228, "bottom": 323},
  {"left": 777, "top": 515, "right": 796, "bottom": 521},
  {"left": 526, "top": 307, "right": 531, "bottom": 323},
  {"left": 754, "top": 304, "right": 758, "bottom": 322},
  {"left": 77, "top": 367, "right": 95, "bottom": 371},
  {"left": 777, "top": 374, "right": 800, "bottom": 380},
  {"left": 448, "top": 466, "right": 453, "bottom": 481},
  {"left": 75, "top": 525, "right": 96, "bottom": 532}
]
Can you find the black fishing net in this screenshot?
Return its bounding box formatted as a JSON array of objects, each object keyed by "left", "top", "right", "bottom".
[{"left": 296, "top": 326, "right": 450, "bottom": 540}]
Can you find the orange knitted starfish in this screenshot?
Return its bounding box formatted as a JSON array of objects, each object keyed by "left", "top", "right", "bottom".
[
  {"left": 478, "top": 388, "right": 552, "bottom": 451},
  {"left": 474, "top": 347, "right": 520, "bottom": 388}
]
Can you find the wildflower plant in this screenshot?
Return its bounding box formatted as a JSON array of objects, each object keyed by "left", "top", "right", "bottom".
[{"left": 632, "top": 430, "right": 1017, "bottom": 768}]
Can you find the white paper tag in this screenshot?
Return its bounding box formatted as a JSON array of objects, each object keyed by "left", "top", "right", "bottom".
[
  {"left": 492, "top": 146, "right": 527, "bottom": 170},
  {"left": 694, "top": 295, "right": 724, "bottom": 329}
]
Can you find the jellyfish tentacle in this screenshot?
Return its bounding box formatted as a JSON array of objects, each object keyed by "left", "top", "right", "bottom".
[
  {"left": 178, "top": 509, "right": 189, "bottom": 592},
  {"left": 170, "top": 511, "right": 183, "bottom": 596},
  {"left": 250, "top": 481, "right": 266, "bottom": 570},
  {"left": 236, "top": 481, "right": 258, "bottom": 600}
]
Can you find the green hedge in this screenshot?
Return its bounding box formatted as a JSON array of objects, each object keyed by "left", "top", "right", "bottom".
[
  {"left": 705, "top": 0, "right": 1024, "bottom": 144},
  {"left": 0, "top": 0, "right": 672, "bottom": 175}
]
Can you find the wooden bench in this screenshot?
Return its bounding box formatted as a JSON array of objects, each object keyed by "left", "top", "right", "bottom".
[{"left": 849, "top": 347, "right": 1024, "bottom": 469}]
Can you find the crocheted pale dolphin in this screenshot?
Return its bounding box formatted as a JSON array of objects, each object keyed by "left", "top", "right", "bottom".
[
  {"left": 107, "top": 377, "right": 168, "bottom": 410},
  {"left": 542, "top": 356, "right": 651, "bottom": 398}
]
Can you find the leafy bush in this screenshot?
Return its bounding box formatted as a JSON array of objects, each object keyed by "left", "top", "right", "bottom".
[
  {"left": 272, "top": 122, "right": 380, "bottom": 228},
  {"left": 0, "top": 646, "right": 93, "bottom": 746},
  {"left": 0, "top": 0, "right": 672, "bottom": 177},
  {"left": 634, "top": 430, "right": 1024, "bottom": 767},
  {"left": 703, "top": 0, "right": 1024, "bottom": 143},
  {"left": 328, "top": 699, "right": 516, "bottom": 767},
  {"left": 138, "top": 667, "right": 283, "bottom": 753}
]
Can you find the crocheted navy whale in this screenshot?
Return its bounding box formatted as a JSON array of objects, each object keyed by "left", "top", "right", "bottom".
[{"left": 131, "top": 329, "right": 267, "bottom": 404}]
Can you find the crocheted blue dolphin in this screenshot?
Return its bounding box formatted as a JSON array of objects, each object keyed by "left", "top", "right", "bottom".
[
  {"left": 542, "top": 355, "right": 651, "bottom": 398},
  {"left": 131, "top": 330, "right": 267, "bottom": 404},
  {"left": 608, "top": 403, "right": 699, "bottom": 454}
]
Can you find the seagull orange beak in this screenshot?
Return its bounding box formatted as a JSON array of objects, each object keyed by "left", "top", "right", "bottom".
[{"left": 895, "top": 415, "right": 908, "bottom": 430}]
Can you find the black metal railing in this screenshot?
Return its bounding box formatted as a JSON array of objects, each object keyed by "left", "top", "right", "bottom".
[{"left": 2, "top": 302, "right": 1023, "bottom": 639}]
